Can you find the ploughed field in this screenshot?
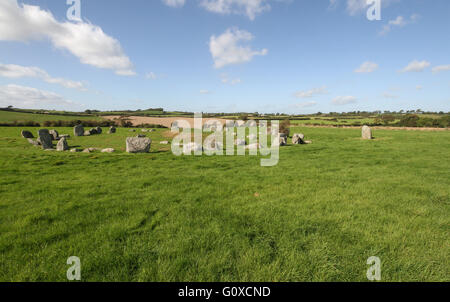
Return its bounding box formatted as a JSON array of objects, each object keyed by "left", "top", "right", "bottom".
[{"left": 0, "top": 126, "right": 448, "bottom": 281}]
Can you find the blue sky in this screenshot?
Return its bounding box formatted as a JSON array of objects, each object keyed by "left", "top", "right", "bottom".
[{"left": 0, "top": 0, "right": 449, "bottom": 113}]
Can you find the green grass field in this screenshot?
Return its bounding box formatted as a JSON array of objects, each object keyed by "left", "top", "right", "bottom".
[
  {"left": 0, "top": 126, "right": 448, "bottom": 281},
  {"left": 0, "top": 111, "right": 103, "bottom": 123}
]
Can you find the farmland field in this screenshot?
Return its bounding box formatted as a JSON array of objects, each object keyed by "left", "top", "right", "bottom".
[{"left": 0, "top": 126, "right": 448, "bottom": 281}]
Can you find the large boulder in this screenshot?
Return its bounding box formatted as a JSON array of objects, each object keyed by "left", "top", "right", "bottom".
[
  {"left": 21, "top": 130, "right": 34, "bottom": 139},
  {"left": 74, "top": 125, "right": 84, "bottom": 137},
  {"left": 126, "top": 137, "right": 152, "bottom": 153},
  {"left": 56, "top": 137, "right": 69, "bottom": 151},
  {"left": 362, "top": 125, "right": 373, "bottom": 140},
  {"left": 108, "top": 126, "right": 116, "bottom": 134},
  {"left": 37, "top": 129, "right": 53, "bottom": 149},
  {"left": 292, "top": 133, "right": 305, "bottom": 145},
  {"left": 49, "top": 130, "right": 59, "bottom": 140}
]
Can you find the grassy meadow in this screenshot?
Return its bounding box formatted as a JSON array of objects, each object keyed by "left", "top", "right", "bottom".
[
  {"left": 0, "top": 111, "right": 103, "bottom": 123},
  {"left": 0, "top": 125, "right": 449, "bottom": 281}
]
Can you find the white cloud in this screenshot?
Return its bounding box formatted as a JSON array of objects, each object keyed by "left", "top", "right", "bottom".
[
  {"left": 0, "top": 84, "right": 81, "bottom": 110},
  {"left": 295, "top": 101, "right": 317, "bottom": 108},
  {"left": 382, "top": 92, "right": 398, "bottom": 99},
  {"left": 0, "top": 63, "right": 86, "bottom": 90},
  {"left": 210, "top": 28, "right": 268, "bottom": 69},
  {"left": 294, "top": 86, "right": 328, "bottom": 98},
  {"left": 200, "top": 89, "right": 212, "bottom": 94},
  {"left": 332, "top": 96, "right": 357, "bottom": 105},
  {"left": 432, "top": 65, "right": 450, "bottom": 74},
  {"left": 0, "top": 0, "right": 135, "bottom": 76},
  {"left": 200, "top": 0, "right": 271, "bottom": 20},
  {"left": 220, "top": 73, "right": 241, "bottom": 85},
  {"left": 146, "top": 72, "right": 158, "bottom": 80},
  {"left": 162, "top": 0, "right": 186, "bottom": 8},
  {"left": 400, "top": 60, "right": 430, "bottom": 73},
  {"left": 380, "top": 14, "right": 419, "bottom": 35},
  {"left": 354, "top": 61, "right": 378, "bottom": 73}
]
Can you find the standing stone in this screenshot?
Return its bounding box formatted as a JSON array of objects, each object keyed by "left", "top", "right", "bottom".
[
  {"left": 95, "top": 127, "right": 102, "bottom": 134},
  {"left": 292, "top": 133, "right": 305, "bottom": 145},
  {"left": 37, "top": 129, "right": 53, "bottom": 149},
  {"left": 49, "top": 130, "right": 59, "bottom": 140},
  {"left": 278, "top": 133, "right": 288, "bottom": 146},
  {"left": 362, "top": 125, "right": 373, "bottom": 140},
  {"left": 56, "top": 137, "right": 69, "bottom": 151},
  {"left": 126, "top": 137, "right": 152, "bottom": 153},
  {"left": 74, "top": 125, "right": 84, "bottom": 137},
  {"left": 89, "top": 128, "right": 98, "bottom": 135},
  {"left": 108, "top": 126, "right": 116, "bottom": 134},
  {"left": 21, "top": 130, "right": 34, "bottom": 139}
]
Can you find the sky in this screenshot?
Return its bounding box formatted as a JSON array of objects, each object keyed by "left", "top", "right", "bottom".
[{"left": 0, "top": 0, "right": 449, "bottom": 114}]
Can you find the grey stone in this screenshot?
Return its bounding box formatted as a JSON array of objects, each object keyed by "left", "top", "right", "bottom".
[
  {"left": 136, "top": 134, "right": 146, "bottom": 138},
  {"left": 49, "top": 130, "right": 59, "bottom": 140},
  {"left": 84, "top": 131, "right": 91, "bottom": 136},
  {"left": 101, "top": 148, "right": 115, "bottom": 153},
  {"left": 95, "top": 127, "right": 102, "bottom": 134},
  {"left": 70, "top": 148, "right": 82, "bottom": 153},
  {"left": 108, "top": 126, "right": 116, "bottom": 134},
  {"left": 89, "top": 128, "right": 98, "bottom": 135},
  {"left": 21, "top": 130, "right": 34, "bottom": 139},
  {"left": 160, "top": 141, "right": 169, "bottom": 145},
  {"left": 362, "top": 125, "right": 373, "bottom": 140},
  {"left": 59, "top": 134, "right": 70, "bottom": 139},
  {"left": 27, "top": 138, "right": 40, "bottom": 146},
  {"left": 37, "top": 129, "right": 53, "bottom": 149},
  {"left": 74, "top": 125, "right": 84, "bottom": 136},
  {"left": 129, "top": 129, "right": 136, "bottom": 132},
  {"left": 292, "top": 133, "right": 305, "bottom": 145},
  {"left": 56, "top": 137, "right": 69, "bottom": 151},
  {"left": 126, "top": 137, "right": 152, "bottom": 153}
]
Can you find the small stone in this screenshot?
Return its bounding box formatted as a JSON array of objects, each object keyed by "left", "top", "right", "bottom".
[
  {"left": 70, "top": 148, "right": 82, "bottom": 153},
  {"left": 160, "top": 141, "right": 169, "bottom": 145},
  {"left": 108, "top": 126, "right": 116, "bottom": 134},
  {"left": 292, "top": 133, "right": 305, "bottom": 145},
  {"left": 101, "top": 148, "right": 115, "bottom": 153},
  {"left": 21, "top": 130, "right": 34, "bottom": 139},
  {"left": 27, "top": 138, "right": 40, "bottom": 146}
]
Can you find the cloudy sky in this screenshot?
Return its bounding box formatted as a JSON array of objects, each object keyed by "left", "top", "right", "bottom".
[{"left": 0, "top": 0, "right": 449, "bottom": 113}]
